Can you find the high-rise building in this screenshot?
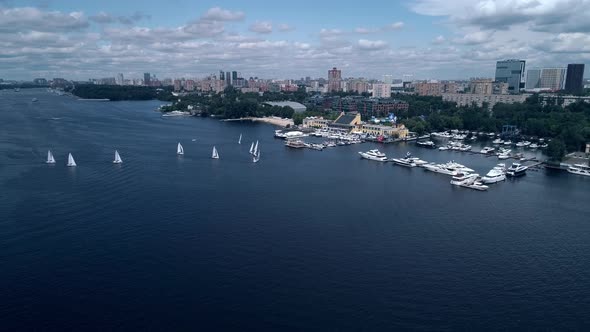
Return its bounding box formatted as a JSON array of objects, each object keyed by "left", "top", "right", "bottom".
[
  {"left": 469, "top": 78, "right": 494, "bottom": 95},
  {"left": 219, "top": 70, "right": 225, "bottom": 80},
  {"left": 382, "top": 75, "right": 393, "bottom": 84},
  {"left": 495, "top": 59, "right": 525, "bottom": 93},
  {"left": 539, "top": 68, "right": 566, "bottom": 91},
  {"left": 372, "top": 83, "right": 391, "bottom": 98},
  {"left": 525, "top": 69, "right": 541, "bottom": 90},
  {"left": 226, "top": 72, "right": 231, "bottom": 85},
  {"left": 565, "top": 64, "right": 585, "bottom": 93},
  {"left": 173, "top": 79, "right": 182, "bottom": 91},
  {"left": 232, "top": 71, "right": 238, "bottom": 81},
  {"left": 144, "top": 73, "right": 151, "bottom": 86},
  {"left": 328, "top": 67, "right": 342, "bottom": 93},
  {"left": 116, "top": 73, "right": 124, "bottom": 86}
]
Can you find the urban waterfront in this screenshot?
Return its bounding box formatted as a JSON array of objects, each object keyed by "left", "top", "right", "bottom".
[{"left": 2, "top": 90, "right": 590, "bottom": 330}]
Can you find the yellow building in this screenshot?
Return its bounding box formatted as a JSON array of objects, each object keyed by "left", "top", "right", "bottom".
[
  {"left": 302, "top": 116, "right": 331, "bottom": 129},
  {"left": 360, "top": 123, "right": 409, "bottom": 138}
]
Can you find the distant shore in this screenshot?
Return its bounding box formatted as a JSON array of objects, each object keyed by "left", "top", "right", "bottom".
[{"left": 222, "top": 116, "right": 294, "bottom": 127}]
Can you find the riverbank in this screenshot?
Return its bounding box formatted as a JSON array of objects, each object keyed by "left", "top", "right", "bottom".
[{"left": 222, "top": 116, "right": 294, "bottom": 127}]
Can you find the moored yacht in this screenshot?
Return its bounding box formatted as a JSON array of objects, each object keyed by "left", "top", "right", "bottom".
[
  {"left": 481, "top": 164, "right": 506, "bottom": 184},
  {"left": 285, "top": 139, "right": 306, "bottom": 148},
  {"left": 358, "top": 149, "right": 387, "bottom": 161},
  {"left": 480, "top": 147, "right": 495, "bottom": 154},
  {"left": 391, "top": 153, "right": 417, "bottom": 167},
  {"left": 506, "top": 162, "right": 528, "bottom": 177},
  {"left": 567, "top": 164, "right": 590, "bottom": 177},
  {"left": 416, "top": 140, "right": 436, "bottom": 148}
]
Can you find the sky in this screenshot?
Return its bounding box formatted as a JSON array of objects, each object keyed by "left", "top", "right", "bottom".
[{"left": 1, "top": 0, "right": 589, "bottom": 81}]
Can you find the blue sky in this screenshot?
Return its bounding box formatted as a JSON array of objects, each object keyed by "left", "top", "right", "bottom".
[{"left": 1, "top": 0, "right": 589, "bottom": 80}]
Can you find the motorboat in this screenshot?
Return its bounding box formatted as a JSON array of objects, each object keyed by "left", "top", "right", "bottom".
[
  {"left": 438, "top": 146, "right": 449, "bottom": 151},
  {"left": 408, "top": 157, "right": 429, "bottom": 166},
  {"left": 529, "top": 143, "right": 539, "bottom": 149},
  {"left": 492, "top": 138, "right": 503, "bottom": 145},
  {"left": 423, "top": 163, "right": 459, "bottom": 176},
  {"left": 358, "top": 149, "right": 387, "bottom": 162},
  {"left": 506, "top": 162, "right": 528, "bottom": 177},
  {"left": 481, "top": 164, "right": 506, "bottom": 184},
  {"left": 443, "top": 161, "right": 474, "bottom": 173},
  {"left": 417, "top": 140, "right": 436, "bottom": 148},
  {"left": 480, "top": 147, "right": 495, "bottom": 154},
  {"left": 285, "top": 139, "right": 306, "bottom": 148},
  {"left": 515, "top": 141, "right": 526, "bottom": 147},
  {"left": 391, "top": 153, "right": 417, "bottom": 167},
  {"left": 503, "top": 140, "right": 512, "bottom": 145},
  {"left": 567, "top": 164, "right": 590, "bottom": 177},
  {"left": 450, "top": 173, "right": 478, "bottom": 186},
  {"left": 498, "top": 154, "right": 510, "bottom": 160}
]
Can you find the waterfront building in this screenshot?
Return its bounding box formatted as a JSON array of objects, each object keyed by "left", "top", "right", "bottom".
[
  {"left": 33, "top": 78, "right": 47, "bottom": 85},
  {"left": 372, "top": 83, "right": 391, "bottom": 98},
  {"left": 442, "top": 93, "right": 530, "bottom": 109},
  {"left": 328, "top": 67, "right": 342, "bottom": 93},
  {"left": 302, "top": 117, "right": 331, "bottom": 129},
  {"left": 495, "top": 59, "right": 525, "bottom": 93},
  {"left": 360, "top": 123, "right": 409, "bottom": 138},
  {"left": 328, "top": 112, "right": 362, "bottom": 132},
  {"left": 565, "top": 64, "right": 585, "bottom": 93}
]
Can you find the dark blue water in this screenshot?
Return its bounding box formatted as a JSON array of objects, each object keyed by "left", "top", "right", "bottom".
[{"left": 2, "top": 89, "right": 590, "bottom": 330}]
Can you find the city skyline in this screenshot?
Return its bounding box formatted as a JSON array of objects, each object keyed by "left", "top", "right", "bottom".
[{"left": 1, "top": 0, "right": 590, "bottom": 80}]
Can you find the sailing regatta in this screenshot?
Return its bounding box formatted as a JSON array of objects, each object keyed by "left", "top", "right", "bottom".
[
  {"left": 113, "top": 150, "right": 122, "bottom": 164},
  {"left": 177, "top": 142, "right": 184, "bottom": 155},
  {"left": 249, "top": 142, "right": 254, "bottom": 154},
  {"left": 67, "top": 153, "right": 77, "bottom": 167},
  {"left": 46, "top": 150, "right": 56, "bottom": 164},
  {"left": 253, "top": 140, "right": 259, "bottom": 155},
  {"left": 212, "top": 146, "right": 219, "bottom": 159},
  {"left": 238, "top": 134, "right": 242, "bottom": 144}
]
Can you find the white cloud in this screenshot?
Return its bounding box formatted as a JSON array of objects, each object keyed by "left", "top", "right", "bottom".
[
  {"left": 355, "top": 27, "right": 378, "bottom": 34},
  {"left": 433, "top": 35, "right": 446, "bottom": 44},
  {"left": 249, "top": 21, "right": 272, "bottom": 34},
  {"left": 357, "top": 39, "right": 388, "bottom": 50},
  {"left": 201, "top": 7, "right": 245, "bottom": 21},
  {"left": 388, "top": 21, "right": 404, "bottom": 30},
  {"left": 278, "top": 23, "right": 295, "bottom": 32},
  {"left": 0, "top": 7, "right": 88, "bottom": 32}
]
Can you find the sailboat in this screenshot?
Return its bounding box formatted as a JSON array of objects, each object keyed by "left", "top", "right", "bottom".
[
  {"left": 46, "top": 150, "right": 56, "bottom": 164},
  {"left": 249, "top": 142, "right": 254, "bottom": 154},
  {"left": 253, "top": 140, "right": 259, "bottom": 155},
  {"left": 67, "top": 153, "right": 77, "bottom": 167},
  {"left": 177, "top": 142, "right": 184, "bottom": 155},
  {"left": 253, "top": 149, "right": 260, "bottom": 163},
  {"left": 238, "top": 134, "right": 242, "bottom": 144},
  {"left": 212, "top": 146, "right": 219, "bottom": 159},
  {"left": 113, "top": 150, "right": 122, "bottom": 164}
]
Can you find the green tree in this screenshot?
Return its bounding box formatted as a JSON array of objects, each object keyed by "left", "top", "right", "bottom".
[{"left": 546, "top": 139, "right": 566, "bottom": 161}]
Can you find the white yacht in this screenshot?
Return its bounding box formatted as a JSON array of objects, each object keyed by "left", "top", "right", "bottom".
[
  {"left": 480, "top": 147, "right": 495, "bottom": 154},
  {"left": 252, "top": 149, "right": 260, "bottom": 163},
  {"left": 498, "top": 153, "right": 510, "bottom": 160},
  {"left": 506, "top": 162, "right": 528, "bottom": 177},
  {"left": 238, "top": 134, "right": 242, "bottom": 144},
  {"left": 443, "top": 161, "right": 474, "bottom": 173},
  {"left": 177, "top": 142, "right": 184, "bottom": 155},
  {"left": 417, "top": 140, "right": 436, "bottom": 148},
  {"left": 503, "top": 140, "right": 512, "bottom": 146},
  {"left": 481, "top": 164, "right": 506, "bottom": 184},
  {"left": 46, "top": 150, "right": 56, "bottom": 164},
  {"left": 113, "top": 150, "right": 122, "bottom": 164},
  {"left": 450, "top": 173, "right": 478, "bottom": 186},
  {"left": 529, "top": 143, "right": 539, "bottom": 149},
  {"left": 211, "top": 146, "right": 219, "bottom": 159},
  {"left": 492, "top": 138, "right": 504, "bottom": 145},
  {"left": 423, "top": 163, "right": 459, "bottom": 176},
  {"left": 438, "top": 146, "right": 449, "bottom": 151},
  {"left": 515, "top": 141, "right": 526, "bottom": 147},
  {"left": 391, "top": 154, "right": 417, "bottom": 167},
  {"left": 567, "top": 164, "right": 590, "bottom": 177},
  {"left": 358, "top": 149, "right": 387, "bottom": 162},
  {"left": 408, "top": 157, "right": 429, "bottom": 166}
]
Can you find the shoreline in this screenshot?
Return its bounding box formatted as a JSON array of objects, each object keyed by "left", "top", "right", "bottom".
[{"left": 222, "top": 116, "right": 294, "bottom": 127}]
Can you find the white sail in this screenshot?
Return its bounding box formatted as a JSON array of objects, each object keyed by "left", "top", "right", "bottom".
[
  {"left": 238, "top": 134, "right": 242, "bottom": 144},
  {"left": 67, "top": 153, "right": 77, "bottom": 167},
  {"left": 212, "top": 146, "right": 219, "bottom": 159},
  {"left": 113, "top": 150, "right": 122, "bottom": 164},
  {"left": 253, "top": 149, "right": 260, "bottom": 163},
  {"left": 46, "top": 150, "right": 55, "bottom": 164},
  {"left": 253, "top": 140, "right": 259, "bottom": 155},
  {"left": 249, "top": 142, "right": 254, "bottom": 154},
  {"left": 177, "top": 142, "right": 184, "bottom": 155}
]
